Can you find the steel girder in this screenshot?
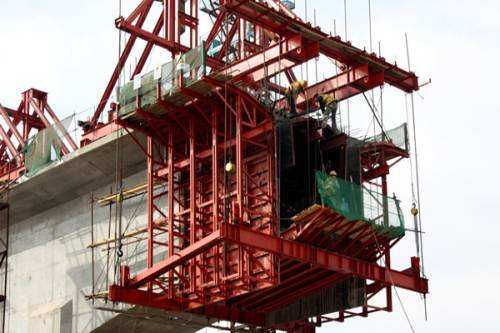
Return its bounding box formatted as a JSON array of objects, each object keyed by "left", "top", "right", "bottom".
[
  {"left": 0, "top": 89, "right": 77, "bottom": 182},
  {"left": 89, "top": 1, "right": 430, "bottom": 331}
]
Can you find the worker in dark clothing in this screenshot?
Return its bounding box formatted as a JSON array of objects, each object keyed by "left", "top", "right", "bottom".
[{"left": 317, "top": 93, "right": 339, "bottom": 133}]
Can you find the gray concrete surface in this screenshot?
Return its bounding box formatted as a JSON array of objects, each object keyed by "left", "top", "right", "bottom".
[
  {"left": 9, "top": 129, "right": 146, "bottom": 222},
  {"left": 3, "top": 132, "right": 201, "bottom": 333}
]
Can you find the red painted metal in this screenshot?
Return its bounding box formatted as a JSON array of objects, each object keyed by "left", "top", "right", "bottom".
[
  {"left": 82, "top": 1, "right": 430, "bottom": 331},
  {"left": 0, "top": 88, "right": 77, "bottom": 182}
]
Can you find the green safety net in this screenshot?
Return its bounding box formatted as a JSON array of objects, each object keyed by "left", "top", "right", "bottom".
[
  {"left": 316, "top": 171, "right": 405, "bottom": 238},
  {"left": 366, "top": 123, "right": 409, "bottom": 151},
  {"left": 23, "top": 115, "right": 73, "bottom": 176},
  {"left": 118, "top": 42, "right": 206, "bottom": 116}
]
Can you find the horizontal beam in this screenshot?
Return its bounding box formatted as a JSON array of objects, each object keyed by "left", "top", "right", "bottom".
[
  {"left": 218, "top": 35, "right": 318, "bottom": 84},
  {"left": 0, "top": 165, "right": 24, "bottom": 183},
  {"left": 121, "top": 221, "right": 427, "bottom": 294},
  {"left": 220, "top": 224, "right": 428, "bottom": 294},
  {"left": 0, "top": 106, "right": 44, "bottom": 129},
  {"left": 115, "top": 17, "right": 224, "bottom": 69},
  {"left": 125, "top": 230, "right": 221, "bottom": 288},
  {"left": 157, "top": 120, "right": 273, "bottom": 173},
  {"left": 275, "top": 64, "right": 383, "bottom": 111},
  {"left": 115, "top": 16, "right": 189, "bottom": 54},
  {"left": 223, "top": 0, "right": 418, "bottom": 92},
  {"left": 109, "top": 285, "right": 266, "bottom": 326},
  {"left": 109, "top": 285, "right": 181, "bottom": 311},
  {"left": 81, "top": 120, "right": 121, "bottom": 146}
]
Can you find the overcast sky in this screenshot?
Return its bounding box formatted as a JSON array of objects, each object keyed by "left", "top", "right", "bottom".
[{"left": 1, "top": 0, "right": 499, "bottom": 332}]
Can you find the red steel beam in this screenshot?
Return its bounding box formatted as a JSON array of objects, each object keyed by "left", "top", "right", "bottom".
[
  {"left": 155, "top": 120, "right": 272, "bottom": 174},
  {"left": 126, "top": 0, "right": 153, "bottom": 23},
  {"left": 131, "top": 11, "right": 165, "bottom": 79},
  {"left": 220, "top": 224, "right": 428, "bottom": 294},
  {"left": 44, "top": 104, "right": 78, "bottom": 151},
  {"left": 28, "top": 100, "right": 72, "bottom": 155},
  {"left": 109, "top": 285, "right": 181, "bottom": 311},
  {"left": 109, "top": 285, "right": 266, "bottom": 326},
  {"left": 118, "top": 221, "right": 427, "bottom": 295},
  {"left": 0, "top": 126, "right": 19, "bottom": 160},
  {"left": 115, "top": 16, "right": 189, "bottom": 54},
  {"left": 0, "top": 166, "right": 24, "bottom": 183},
  {"left": 115, "top": 16, "right": 224, "bottom": 69},
  {"left": 204, "top": 9, "right": 227, "bottom": 53},
  {"left": 218, "top": 35, "right": 318, "bottom": 84},
  {"left": 123, "top": 229, "right": 221, "bottom": 288},
  {"left": 91, "top": 1, "right": 154, "bottom": 127},
  {"left": 216, "top": 18, "right": 240, "bottom": 60},
  {"left": 0, "top": 106, "right": 44, "bottom": 130},
  {"left": 0, "top": 108, "right": 24, "bottom": 152},
  {"left": 222, "top": 0, "right": 418, "bottom": 92},
  {"left": 274, "top": 64, "right": 384, "bottom": 111}
]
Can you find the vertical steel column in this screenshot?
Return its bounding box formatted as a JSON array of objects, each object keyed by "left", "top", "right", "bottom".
[
  {"left": 147, "top": 135, "right": 154, "bottom": 292},
  {"left": 212, "top": 109, "right": 220, "bottom": 287},
  {"left": 235, "top": 96, "right": 244, "bottom": 279},
  {"left": 168, "top": 0, "right": 174, "bottom": 44},
  {"left": 163, "top": 0, "right": 168, "bottom": 40},
  {"left": 167, "top": 130, "right": 174, "bottom": 298},
  {"left": 381, "top": 174, "right": 393, "bottom": 311},
  {"left": 212, "top": 110, "right": 219, "bottom": 231},
  {"left": 236, "top": 97, "right": 243, "bottom": 221},
  {"left": 189, "top": 120, "right": 197, "bottom": 293},
  {"left": 23, "top": 96, "right": 30, "bottom": 140},
  {"left": 269, "top": 120, "right": 277, "bottom": 283},
  {"left": 190, "top": 0, "right": 199, "bottom": 48},
  {"left": 238, "top": 19, "right": 244, "bottom": 60}
]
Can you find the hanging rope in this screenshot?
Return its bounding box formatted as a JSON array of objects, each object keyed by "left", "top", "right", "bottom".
[{"left": 362, "top": 92, "right": 389, "bottom": 141}]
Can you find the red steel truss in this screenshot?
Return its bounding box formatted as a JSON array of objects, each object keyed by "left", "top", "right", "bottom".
[
  {"left": 86, "top": 0, "right": 428, "bottom": 331},
  {"left": 0, "top": 88, "right": 77, "bottom": 182}
]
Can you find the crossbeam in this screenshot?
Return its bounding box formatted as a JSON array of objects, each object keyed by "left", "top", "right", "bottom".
[
  {"left": 223, "top": 0, "right": 418, "bottom": 92},
  {"left": 117, "top": 223, "right": 427, "bottom": 295},
  {"left": 109, "top": 285, "right": 266, "bottom": 326},
  {"left": 274, "top": 64, "right": 384, "bottom": 111},
  {"left": 125, "top": 230, "right": 221, "bottom": 288},
  {"left": 115, "top": 16, "right": 224, "bottom": 68},
  {"left": 218, "top": 35, "right": 319, "bottom": 84},
  {"left": 219, "top": 224, "right": 428, "bottom": 294}
]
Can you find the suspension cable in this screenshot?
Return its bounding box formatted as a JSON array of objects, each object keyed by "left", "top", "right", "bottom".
[{"left": 405, "top": 33, "right": 425, "bottom": 277}]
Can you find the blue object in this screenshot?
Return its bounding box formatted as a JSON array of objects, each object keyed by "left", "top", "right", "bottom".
[{"left": 282, "top": 0, "right": 295, "bottom": 10}]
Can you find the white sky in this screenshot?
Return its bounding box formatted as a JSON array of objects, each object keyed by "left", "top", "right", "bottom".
[{"left": 1, "top": 0, "right": 500, "bottom": 332}]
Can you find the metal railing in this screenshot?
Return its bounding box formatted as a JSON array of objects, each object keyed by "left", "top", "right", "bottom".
[{"left": 316, "top": 171, "right": 405, "bottom": 237}]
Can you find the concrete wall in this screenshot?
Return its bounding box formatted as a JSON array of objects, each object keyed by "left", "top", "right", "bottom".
[
  {"left": 2, "top": 133, "right": 206, "bottom": 333},
  {"left": 5, "top": 170, "right": 150, "bottom": 333}
]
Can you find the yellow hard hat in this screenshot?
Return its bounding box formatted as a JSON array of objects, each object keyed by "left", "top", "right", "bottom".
[
  {"left": 225, "top": 161, "right": 235, "bottom": 173},
  {"left": 411, "top": 206, "right": 419, "bottom": 216}
]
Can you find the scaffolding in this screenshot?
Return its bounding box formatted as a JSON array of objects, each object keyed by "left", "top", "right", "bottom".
[
  {"left": 118, "top": 44, "right": 207, "bottom": 117},
  {"left": 78, "top": 0, "right": 429, "bottom": 331},
  {"left": 316, "top": 171, "right": 405, "bottom": 238}
]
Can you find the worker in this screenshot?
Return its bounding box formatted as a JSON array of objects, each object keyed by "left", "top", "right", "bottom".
[
  {"left": 316, "top": 93, "right": 339, "bottom": 133},
  {"left": 284, "top": 80, "right": 307, "bottom": 115}
]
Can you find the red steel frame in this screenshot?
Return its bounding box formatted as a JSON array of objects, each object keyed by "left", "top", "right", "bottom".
[
  {"left": 0, "top": 88, "right": 77, "bottom": 182},
  {"left": 85, "top": 0, "right": 429, "bottom": 331}
]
